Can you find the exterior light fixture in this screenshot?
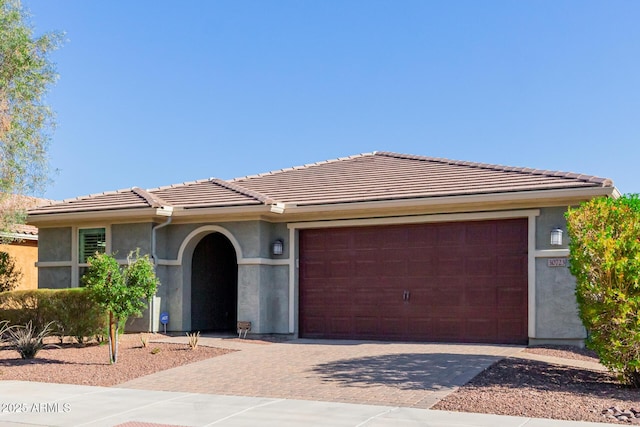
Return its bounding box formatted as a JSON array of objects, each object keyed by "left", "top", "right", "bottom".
[
  {"left": 550, "top": 228, "right": 563, "bottom": 246},
  {"left": 272, "top": 239, "right": 284, "bottom": 255}
]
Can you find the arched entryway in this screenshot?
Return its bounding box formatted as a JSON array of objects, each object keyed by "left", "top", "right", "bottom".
[{"left": 190, "top": 232, "right": 238, "bottom": 332}]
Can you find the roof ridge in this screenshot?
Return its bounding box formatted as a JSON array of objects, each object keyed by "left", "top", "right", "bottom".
[
  {"left": 208, "top": 178, "right": 274, "bottom": 204},
  {"left": 54, "top": 187, "right": 138, "bottom": 204},
  {"left": 230, "top": 152, "right": 376, "bottom": 182},
  {"left": 147, "top": 178, "right": 212, "bottom": 192},
  {"left": 131, "top": 187, "right": 172, "bottom": 208},
  {"left": 374, "top": 151, "right": 614, "bottom": 187}
]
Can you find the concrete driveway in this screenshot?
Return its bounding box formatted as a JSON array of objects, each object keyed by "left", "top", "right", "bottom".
[{"left": 119, "top": 336, "right": 524, "bottom": 409}]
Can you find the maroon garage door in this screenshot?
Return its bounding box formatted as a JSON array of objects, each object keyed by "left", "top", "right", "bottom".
[{"left": 299, "top": 219, "right": 528, "bottom": 344}]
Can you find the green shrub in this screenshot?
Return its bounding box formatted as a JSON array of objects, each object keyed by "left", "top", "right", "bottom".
[
  {"left": 0, "top": 251, "right": 22, "bottom": 292},
  {"left": 0, "top": 289, "right": 51, "bottom": 331},
  {"left": 0, "top": 288, "right": 106, "bottom": 342},
  {"left": 566, "top": 194, "right": 640, "bottom": 387}
]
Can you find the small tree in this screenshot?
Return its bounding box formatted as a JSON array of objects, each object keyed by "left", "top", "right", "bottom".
[
  {"left": 566, "top": 194, "right": 640, "bottom": 387},
  {"left": 83, "top": 249, "right": 159, "bottom": 364},
  {"left": 0, "top": 250, "right": 22, "bottom": 292},
  {"left": 1, "top": 0, "right": 64, "bottom": 232}
]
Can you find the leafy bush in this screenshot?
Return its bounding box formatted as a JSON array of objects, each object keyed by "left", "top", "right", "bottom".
[
  {"left": 0, "top": 251, "right": 22, "bottom": 292},
  {"left": 0, "top": 289, "right": 51, "bottom": 331},
  {"left": 83, "top": 249, "right": 159, "bottom": 363},
  {"left": 566, "top": 194, "right": 640, "bottom": 387},
  {"left": 7, "top": 321, "right": 57, "bottom": 359},
  {"left": 47, "top": 288, "right": 106, "bottom": 343},
  {"left": 0, "top": 288, "right": 106, "bottom": 342}
]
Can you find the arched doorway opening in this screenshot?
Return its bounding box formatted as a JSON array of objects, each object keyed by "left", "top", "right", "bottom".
[{"left": 190, "top": 232, "right": 238, "bottom": 332}]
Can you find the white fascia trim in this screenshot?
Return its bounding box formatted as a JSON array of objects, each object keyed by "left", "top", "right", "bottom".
[
  {"left": 35, "top": 261, "right": 72, "bottom": 267},
  {"left": 535, "top": 249, "right": 570, "bottom": 258},
  {"left": 282, "top": 187, "right": 616, "bottom": 215},
  {"left": 28, "top": 208, "right": 171, "bottom": 225},
  {"left": 287, "top": 209, "right": 541, "bottom": 230},
  {"left": 0, "top": 232, "right": 38, "bottom": 241},
  {"left": 169, "top": 205, "right": 270, "bottom": 218}
]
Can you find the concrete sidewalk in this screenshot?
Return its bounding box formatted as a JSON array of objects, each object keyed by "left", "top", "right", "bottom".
[{"left": 0, "top": 381, "right": 606, "bottom": 427}]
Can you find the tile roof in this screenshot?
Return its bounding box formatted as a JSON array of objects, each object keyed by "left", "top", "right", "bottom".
[
  {"left": 28, "top": 151, "right": 614, "bottom": 216},
  {"left": 231, "top": 152, "right": 613, "bottom": 206},
  {"left": 1, "top": 194, "right": 51, "bottom": 236}
]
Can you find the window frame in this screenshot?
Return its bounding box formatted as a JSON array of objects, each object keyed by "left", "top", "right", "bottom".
[{"left": 74, "top": 226, "right": 110, "bottom": 287}]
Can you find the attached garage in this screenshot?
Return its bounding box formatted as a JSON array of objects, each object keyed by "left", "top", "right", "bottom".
[{"left": 299, "top": 218, "right": 528, "bottom": 344}]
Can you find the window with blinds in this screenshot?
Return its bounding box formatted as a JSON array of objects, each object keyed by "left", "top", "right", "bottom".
[{"left": 79, "top": 228, "right": 106, "bottom": 263}]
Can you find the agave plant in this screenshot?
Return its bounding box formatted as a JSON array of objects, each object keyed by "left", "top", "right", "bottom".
[
  {"left": 7, "top": 321, "right": 58, "bottom": 359},
  {"left": 0, "top": 320, "right": 11, "bottom": 345}
]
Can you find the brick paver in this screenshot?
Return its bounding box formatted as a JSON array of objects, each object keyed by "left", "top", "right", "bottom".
[{"left": 119, "top": 337, "right": 523, "bottom": 409}]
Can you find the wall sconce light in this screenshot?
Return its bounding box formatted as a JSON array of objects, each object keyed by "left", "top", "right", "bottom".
[
  {"left": 550, "top": 228, "right": 563, "bottom": 246},
  {"left": 272, "top": 239, "right": 284, "bottom": 255}
]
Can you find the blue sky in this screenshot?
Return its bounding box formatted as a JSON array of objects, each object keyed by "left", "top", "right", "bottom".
[{"left": 23, "top": 1, "right": 640, "bottom": 200}]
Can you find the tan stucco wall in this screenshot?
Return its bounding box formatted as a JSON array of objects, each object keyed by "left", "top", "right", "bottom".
[{"left": 0, "top": 240, "right": 38, "bottom": 290}]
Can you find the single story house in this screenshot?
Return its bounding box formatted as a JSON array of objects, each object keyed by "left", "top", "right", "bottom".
[{"left": 27, "top": 152, "right": 618, "bottom": 345}]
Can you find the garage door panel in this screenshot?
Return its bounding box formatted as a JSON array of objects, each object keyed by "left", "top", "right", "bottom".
[
  {"left": 497, "top": 255, "right": 527, "bottom": 276},
  {"left": 329, "top": 317, "right": 352, "bottom": 335},
  {"left": 465, "top": 222, "right": 496, "bottom": 246},
  {"left": 299, "top": 219, "right": 528, "bottom": 344},
  {"left": 466, "top": 318, "right": 497, "bottom": 340},
  {"left": 408, "top": 226, "right": 438, "bottom": 248},
  {"left": 408, "top": 257, "right": 436, "bottom": 277},
  {"left": 327, "top": 230, "right": 351, "bottom": 249},
  {"left": 355, "top": 316, "right": 379, "bottom": 335},
  {"left": 466, "top": 287, "right": 497, "bottom": 306},
  {"left": 465, "top": 256, "right": 496, "bottom": 276},
  {"left": 301, "top": 261, "right": 326, "bottom": 278},
  {"left": 438, "top": 225, "right": 466, "bottom": 246},
  {"left": 437, "top": 256, "right": 463, "bottom": 276},
  {"left": 380, "top": 315, "right": 406, "bottom": 336},
  {"left": 328, "top": 260, "right": 351, "bottom": 277}
]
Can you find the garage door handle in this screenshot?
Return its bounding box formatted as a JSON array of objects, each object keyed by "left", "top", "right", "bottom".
[{"left": 403, "top": 290, "right": 410, "bottom": 301}]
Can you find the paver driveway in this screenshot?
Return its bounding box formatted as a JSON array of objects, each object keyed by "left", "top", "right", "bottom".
[{"left": 119, "top": 336, "right": 523, "bottom": 408}]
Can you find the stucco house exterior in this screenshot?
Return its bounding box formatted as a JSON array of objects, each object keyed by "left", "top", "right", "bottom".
[
  {"left": 27, "top": 152, "right": 619, "bottom": 345},
  {"left": 1, "top": 195, "right": 47, "bottom": 290}
]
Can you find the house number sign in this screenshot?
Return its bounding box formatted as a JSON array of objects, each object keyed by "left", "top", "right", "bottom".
[{"left": 547, "top": 258, "right": 567, "bottom": 268}]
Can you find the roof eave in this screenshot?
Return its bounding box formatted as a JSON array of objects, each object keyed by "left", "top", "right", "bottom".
[
  {"left": 0, "top": 232, "right": 38, "bottom": 241},
  {"left": 276, "top": 186, "right": 618, "bottom": 216},
  {"left": 27, "top": 206, "right": 174, "bottom": 226}
]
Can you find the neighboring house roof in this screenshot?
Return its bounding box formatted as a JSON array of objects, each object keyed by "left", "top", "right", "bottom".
[
  {"left": 27, "top": 151, "right": 616, "bottom": 219},
  {"left": 1, "top": 194, "right": 51, "bottom": 238}
]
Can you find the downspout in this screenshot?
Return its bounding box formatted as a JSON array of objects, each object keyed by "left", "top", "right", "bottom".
[{"left": 150, "top": 216, "right": 172, "bottom": 332}]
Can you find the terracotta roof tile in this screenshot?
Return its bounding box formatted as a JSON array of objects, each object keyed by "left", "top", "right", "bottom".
[
  {"left": 148, "top": 179, "right": 265, "bottom": 209},
  {"left": 28, "top": 188, "right": 163, "bottom": 215},
  {"left": 27, "top": 151, "right": 615, "bottom": 216},
  {"left": 231, "top": 152, "right": 613, "bottom": 206}
]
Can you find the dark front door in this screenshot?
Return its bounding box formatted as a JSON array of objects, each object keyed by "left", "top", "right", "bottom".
[
  {"left": 191, "top": 233, "right": 238, "bottom": 332},
  {"left": 299, "top": 219, "right": 528, "bottom": 344}
]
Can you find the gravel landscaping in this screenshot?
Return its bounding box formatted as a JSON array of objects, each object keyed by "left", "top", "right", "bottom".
[
  {"left": 1, "top": 335, "right": 638, "bottom": 425},
  {"left": 433, "top": 346, "right": 640, "bottom": 425},
  {"left": 0, "top": 333, "right": 232, "bottom": 387}
]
